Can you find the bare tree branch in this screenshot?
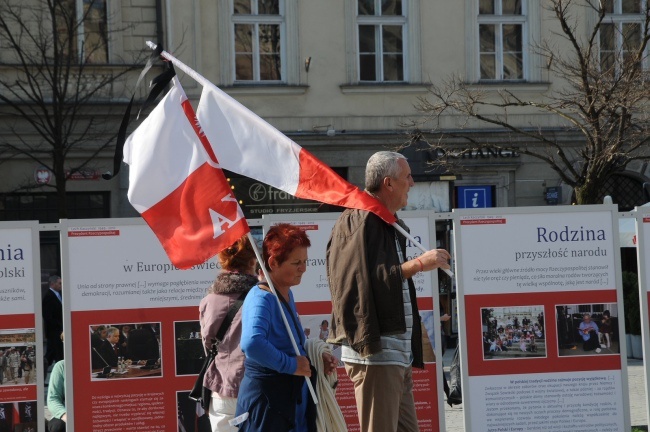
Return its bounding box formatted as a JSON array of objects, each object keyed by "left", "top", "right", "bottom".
[
  {"left": 0, "top": 0, "right": 147, "bottom": 217},
  {"left": 408, "top": 0, "right": 650, "bottom": 204}
]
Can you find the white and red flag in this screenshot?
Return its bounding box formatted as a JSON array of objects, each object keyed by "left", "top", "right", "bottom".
[
  {"left": 124, "top": 77, "right": 249, "bottom": 269},
  {"left": 196, "top": 85, "right": 396, "bottom": 224}
]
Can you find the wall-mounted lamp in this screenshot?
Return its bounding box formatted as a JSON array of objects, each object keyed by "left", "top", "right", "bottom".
[{"left": 305, "top": 56, "right": 312, "bottom": 72}]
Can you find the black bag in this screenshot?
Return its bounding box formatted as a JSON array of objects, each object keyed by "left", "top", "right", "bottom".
[
  {"left": 189, "top": 343, "right": 217, "bottom": 411},
  {"left": 189, "top": 292, "right": 246, "bottom": 411},
  {"left": 443, "top": 345, "right": 462, "bottom": 406}
]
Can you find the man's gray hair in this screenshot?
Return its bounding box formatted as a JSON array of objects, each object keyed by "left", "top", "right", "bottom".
[
  {"left": 106, "top": 326, "right": 120, "bottom": 337},
  {"left": 365, "top": 151, "right": 407, "bottom": 192},
  {"left": 49, "top": 275, "right": 60, "bottom": 285}
]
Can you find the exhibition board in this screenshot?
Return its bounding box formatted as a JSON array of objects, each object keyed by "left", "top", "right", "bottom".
[
  {"left": 60, "top": 218, "right": 220, "bottom": 431},
  {"left": 263, "top": 211, "right": 446, "bottom": 432},
  {"left": 0, "top": 221, "right": 43, "bottom": 432},
  {"left": 453, "top": 205, "right": 629, "bottom": 431}
]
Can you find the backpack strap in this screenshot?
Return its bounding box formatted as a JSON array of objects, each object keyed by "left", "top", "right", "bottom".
[{"left": 210, "top": 291, "right": 247, "bottom": 355}]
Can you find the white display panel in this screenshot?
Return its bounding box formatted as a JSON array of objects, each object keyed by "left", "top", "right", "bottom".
[
  {"left": 453, "top": 205, "right": 629, "bottom": 432},
  {"left": 263, "top": 211, "right": 446, "bottom": 432}
]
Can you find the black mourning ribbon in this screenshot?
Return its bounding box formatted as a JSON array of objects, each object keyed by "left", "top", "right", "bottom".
[{"left": 102, "top": 44, "right": 177, "bottom": 180}]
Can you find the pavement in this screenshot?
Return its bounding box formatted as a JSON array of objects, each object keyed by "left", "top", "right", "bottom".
[{"left": 441, "top": 348, "right": 648, "bottom": 430}]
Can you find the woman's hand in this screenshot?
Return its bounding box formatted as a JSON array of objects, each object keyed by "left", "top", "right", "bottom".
[
  {"left": 294, "top": 355, "right": 312, "bottom": 377},
  {"left": 322, "top": 352, "right": 338, "bottom": 375}
]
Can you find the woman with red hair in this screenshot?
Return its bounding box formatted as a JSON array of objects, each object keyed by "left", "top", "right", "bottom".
[
  {"left": 234, "top": 224, "right": 336, "bottom": 431},
  {"left": 200, "top": 235, "right": 258, "bottom": 432}
]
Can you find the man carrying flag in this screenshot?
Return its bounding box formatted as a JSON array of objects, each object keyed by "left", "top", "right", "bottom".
[{"left": 326, "top": 151, "right": 451, "bottom": 432}]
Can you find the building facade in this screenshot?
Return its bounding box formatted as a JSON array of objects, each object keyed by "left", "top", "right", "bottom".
[{"left": 162, "top": 0, "right": 649, "bottom": 213}]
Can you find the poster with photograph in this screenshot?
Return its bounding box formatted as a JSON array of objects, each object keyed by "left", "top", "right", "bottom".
[
  {"left": 88, "top": 323, "right": 162, "bottom": 381},
  {"left": 556, "top": 304, "right": 619, "bottom": 357},
  {"left": 264, "top": 211, "right": 446, "bottom": 432},
  {"left": 0, "top": 221, "right": 42, "bottom": 431},
  {"left": 0, "top": 401, "right": 38, "bottom": 431},
  {"left": 61, "top": 218, "right": 221, "bottom": 431},
  {"left": 174, "top": 321, "right": 204, "bottom": 376},
  {"left": 453, "top": 205, "right": 629, "bottom": 431},
  {"left": 481, "top": 306, "right": 546, "bottom": 360}
]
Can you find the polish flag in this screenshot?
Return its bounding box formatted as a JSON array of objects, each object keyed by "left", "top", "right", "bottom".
[
  {"left": 124, "top": 78, "right": 249, "bottom": 269},
  {"left": 196, "top": 86, "right": 396, "bottom": 224}
]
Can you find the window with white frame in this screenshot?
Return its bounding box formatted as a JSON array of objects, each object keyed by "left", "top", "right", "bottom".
[
  {"left": 357, "top": 0, "right": 407, "bottom": 82},
  {"left": 599, "top": 0, "right": 646, "bottom": 76},
  {"left": 477, "top": 0, "right": 526, "bottom": 81},
  {"left": 232, "top": 0, "right": 284, "bottom": 82},
  {"left": 57, "top": 0, "right": 109, "bottom": 64}
]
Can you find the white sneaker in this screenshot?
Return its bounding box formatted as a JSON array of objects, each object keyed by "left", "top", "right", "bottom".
[
  {"left": 595, "top": 348, "right": 601, "bottom": 353},
  {"left": 600, "top": 344, "right": 607, "bottom": 348}
]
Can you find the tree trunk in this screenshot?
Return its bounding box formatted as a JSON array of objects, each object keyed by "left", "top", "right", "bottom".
[
  {"left": 56, "top": 178, "right": 68, "bottom": 219},
  {"left": 573, "top": 181, "right": 604, "bottom": 205},
  {"left": 53, "top": 148, "right": 68, "bottom": 219}
]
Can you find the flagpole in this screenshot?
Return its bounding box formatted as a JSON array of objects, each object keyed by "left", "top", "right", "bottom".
[
  {"left": 246, "top": 232, "right": 319, "bottom": 405},
  {"left": 392, "top": 222, "right": 454, "bottom": 278}
]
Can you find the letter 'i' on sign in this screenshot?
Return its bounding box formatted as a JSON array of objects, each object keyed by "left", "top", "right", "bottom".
[{"left": 210, "top": 195, "right": 245, "bottom": 238}]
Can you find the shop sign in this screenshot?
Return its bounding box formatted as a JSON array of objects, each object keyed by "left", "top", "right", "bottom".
[
  {"left": 436, "top": 147, "right": 520, "bottom": 159},
  {"left": 66, "top": 169, "right": 101, "bottom": 180}
]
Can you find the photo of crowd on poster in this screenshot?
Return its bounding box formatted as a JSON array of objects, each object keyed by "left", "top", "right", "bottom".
[
  {"left": 0, "top": 329, "right": 37, "bottom": 386},
  {"left": 89, "top": 323, "right": 161, "bottom": 380},
  {"left": 174, "top": 321, "right": 205, "bottom": 376},
  {"left": 481, "top": 306, "right": 546, "bottom": 360},
  {"left": 556, "top": 304, "right": 619, "bottom": 356},
  {"left": 0, "top": 401, "right": 37, "bottom": 432}
]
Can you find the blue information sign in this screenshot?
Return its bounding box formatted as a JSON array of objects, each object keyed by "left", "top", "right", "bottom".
[{"left": 456, "top": 186, "right": 493, "bottom": 208}]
